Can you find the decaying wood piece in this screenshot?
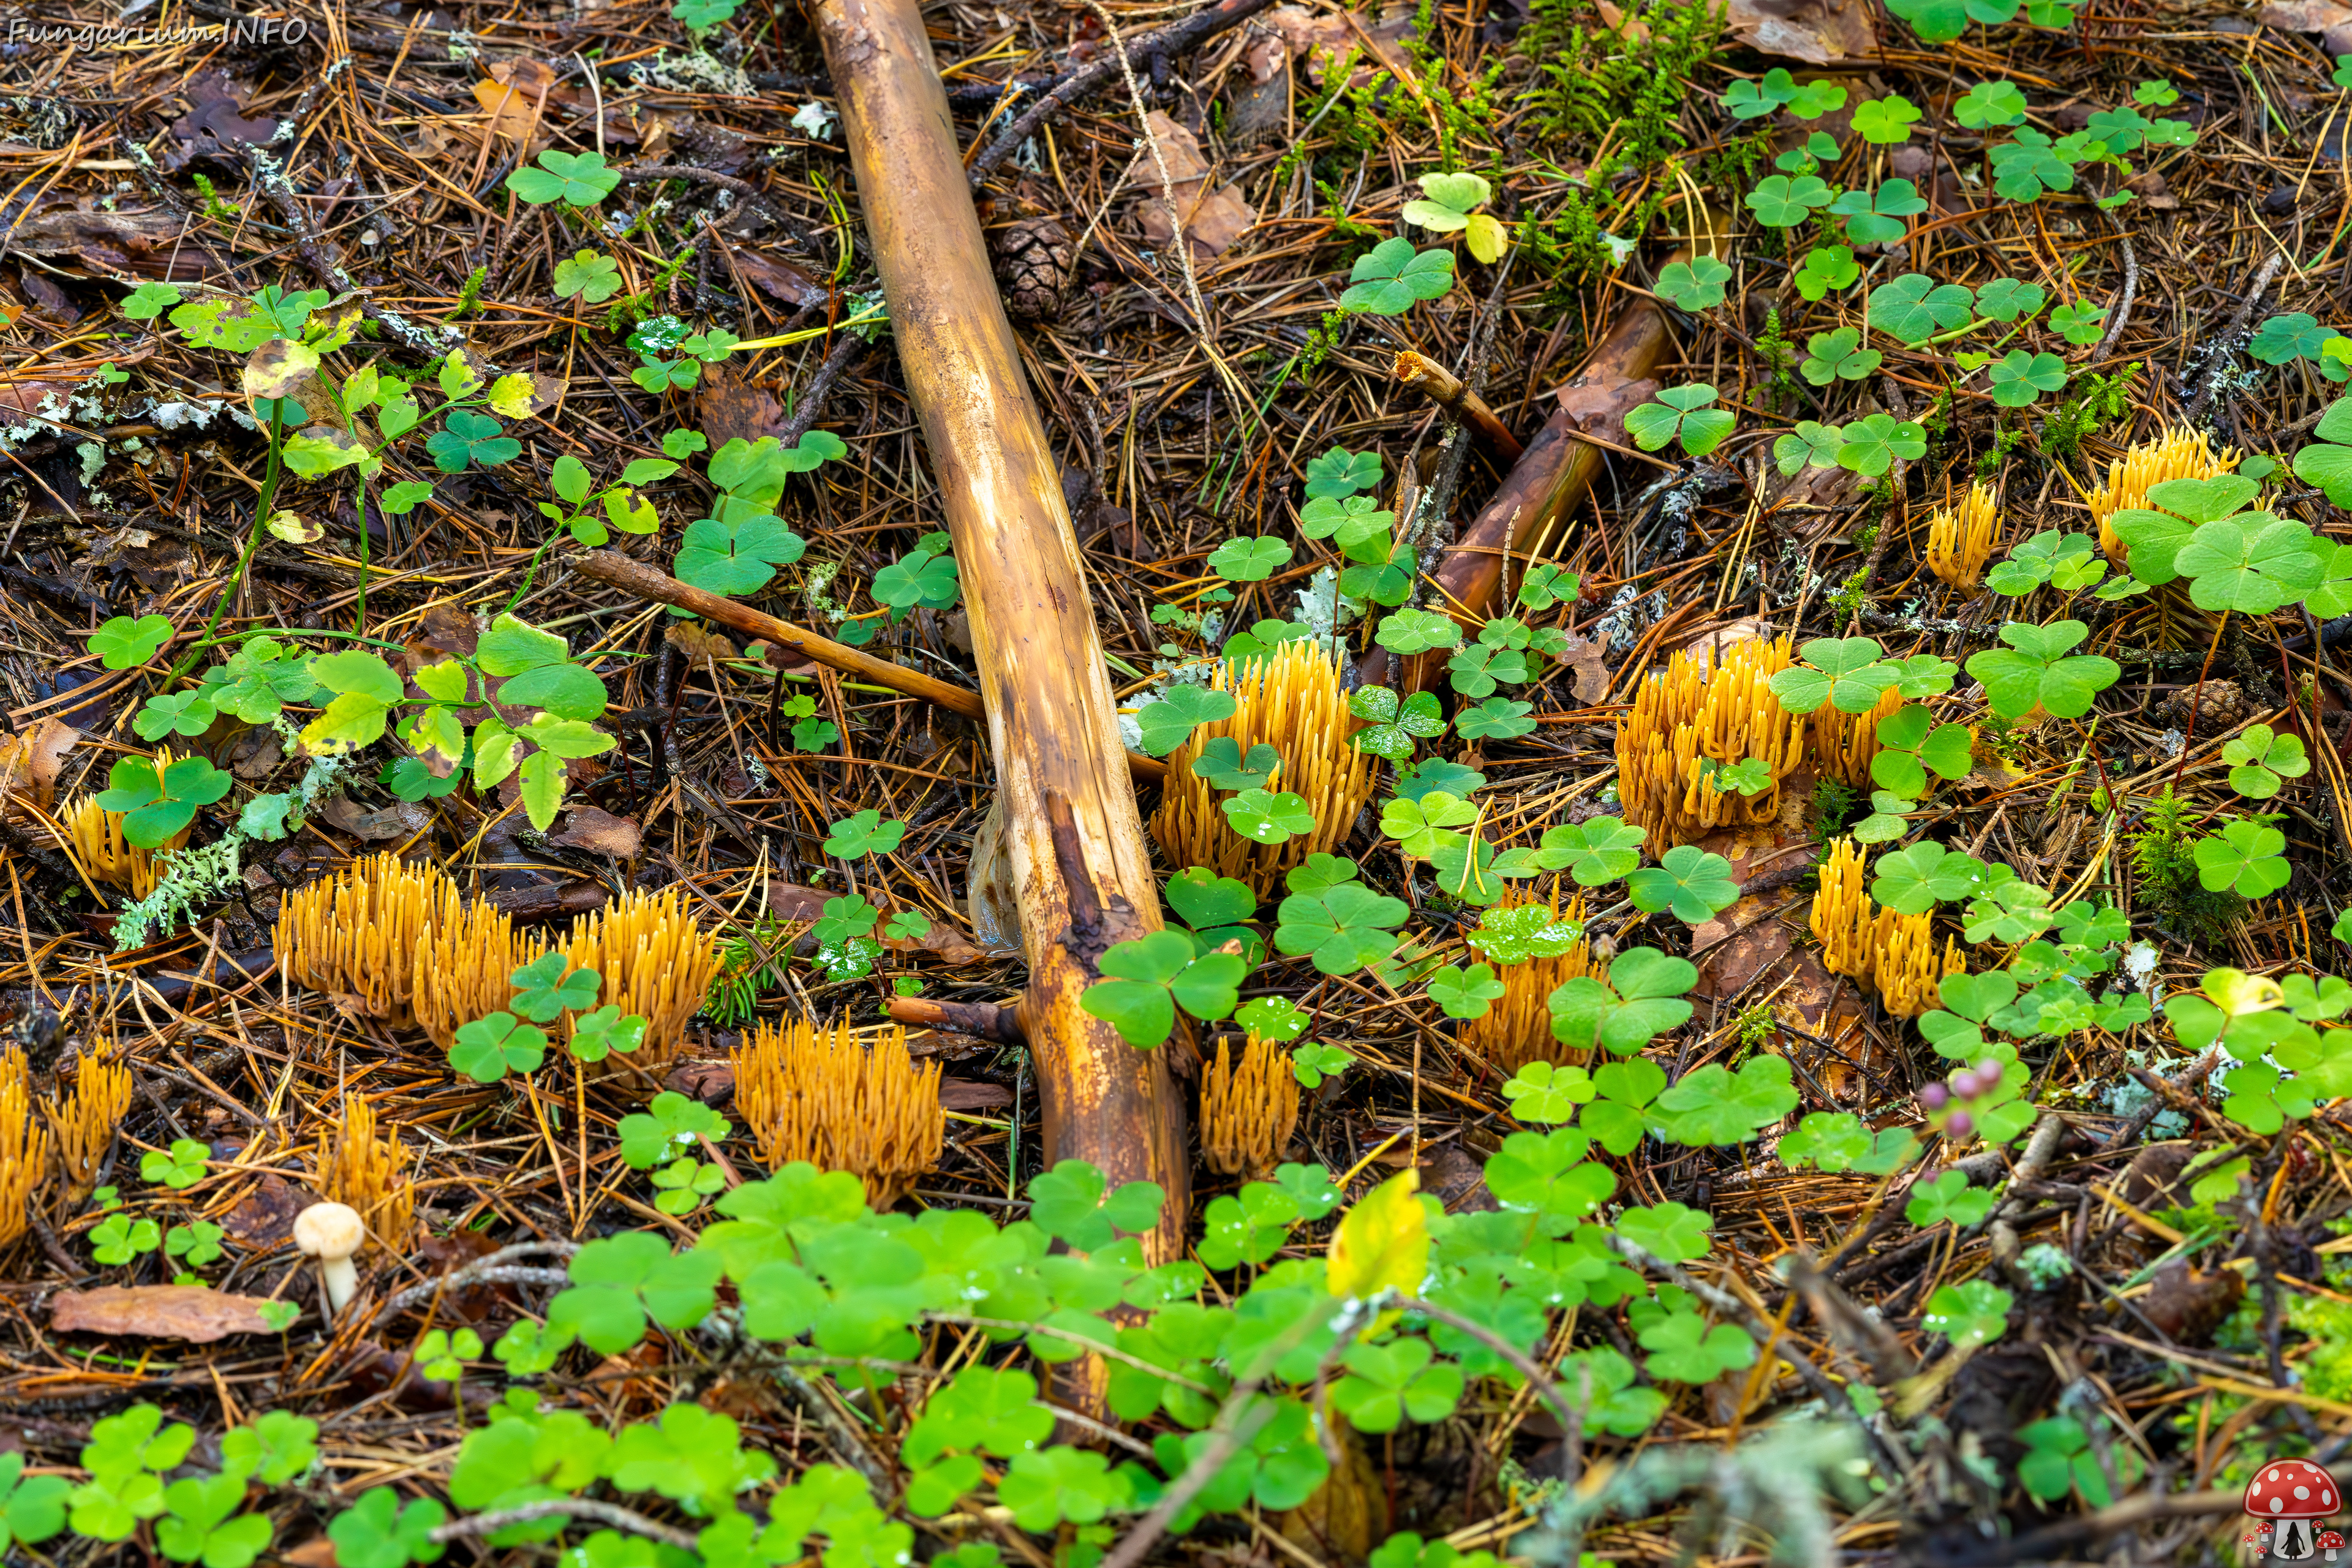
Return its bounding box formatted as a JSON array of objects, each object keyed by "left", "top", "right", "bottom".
[
  {"left": 812, "top": 0, "right": 1188, "bottom": 1259},
  {"left": 1357, "top": 262, "right": 1681, "bottom": 692},
  {"left": 1390, "top": 350, "right": 1523, "bottom": 462},
  {"left": 570, "top": 549, "right": 1166, "bottom": 782}
]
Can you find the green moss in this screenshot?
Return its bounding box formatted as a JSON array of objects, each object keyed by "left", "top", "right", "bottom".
[{"left": 2130, "top": 788, "right": 2245, "bottom": 944}]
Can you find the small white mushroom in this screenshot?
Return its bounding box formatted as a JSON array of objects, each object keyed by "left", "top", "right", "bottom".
[{"left": 292, "top": 1202, "right": 366, "bottom": 1316}]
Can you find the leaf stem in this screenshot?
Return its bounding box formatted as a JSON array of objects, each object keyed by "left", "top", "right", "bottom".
[{"left": 174, "top": 404, "right": 287, "bottom": 681}]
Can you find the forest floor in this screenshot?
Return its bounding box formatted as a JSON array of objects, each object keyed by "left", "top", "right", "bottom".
[{"left": 3, "top": 1, "right": 2352, "bottom": 1566}]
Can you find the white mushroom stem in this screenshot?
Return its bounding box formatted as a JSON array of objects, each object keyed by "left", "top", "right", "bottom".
[{"left": 293, "top": 1202, "right": 366, "bottom": 1316}]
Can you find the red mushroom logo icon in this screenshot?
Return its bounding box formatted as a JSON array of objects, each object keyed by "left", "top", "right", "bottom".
[
  {"left": 2245, "top": 1460, "right": 2339, "bottom": 1559},
  {"left": 2319, "top": 1528, "right": 2345, "bottom": 1561}
]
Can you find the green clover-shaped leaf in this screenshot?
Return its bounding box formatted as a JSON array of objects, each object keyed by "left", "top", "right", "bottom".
[
  {"left": 2223, "top": 722, "right": 2310, "bottom": 799},
  {"left": 1836, "top": 412, "right": 1926, "bottom": 477},
  {"left": 1134, "top": 685, "right": 1236, "bottom": 758},
  {"left": 425, "top": 409, "right": 521, "bottom": 473},
  {"left": 450, "top": 1012, "right": 549, "bottom": 1083},
  {"left": 824, "top": 809, "right": 908, "bottom": 858},
  {"left": 1868, "top": 273, "right": 1974, "bottom": 345},
  {"left": 1305, "top": 447, "right": 1382, "bottom": 500},
  {"left": 1986, "top": 349, "right": 2067, "bottom": 407},
  {"left": 1923, "top": 1279, "right": 2013, "bottom": 1349},
  {"left": 1623, "top": 383, "right": 1736, "bottom": 456},
  {"left": 2193, "top": 818, "right": 2291, "bottom": 897},
  {"left": 1655, "top": 255, "right": 1733, "bottom": 312},
  {"left": 1224, "top": 788, "right": 1316, "bottom": 844},
  {"left": 1851, "top": 93, "right": 1922, "bottom": 143},
  {"left": 506, "top": 149, "right": 621, "bottom": 208},
  {"left": 1801, "top": 325, "right": 1880, "bottom": 385},
  {"left": 1340, "top": 238, "right": 1456, "bottom": 315},
  {"left": 508, "top": 952, "right": 600, "bottom": 1023},
  {"left": 90, "top": 614, "right": 175, "bottom": 670}
]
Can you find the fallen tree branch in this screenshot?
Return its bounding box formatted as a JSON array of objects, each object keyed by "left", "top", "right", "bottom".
[
  {"left": 1392, "top": 350, "right": 1523, "bottom": 462},
  {"left": 815, "top": 0, "right": 1189, "bottom": 1261},
  {"left": 567, "top": 548, "right": 1167, "bottom": 782}
]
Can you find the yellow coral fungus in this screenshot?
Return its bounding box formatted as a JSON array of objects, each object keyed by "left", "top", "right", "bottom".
[
  {"left": 562, "top": 888, "right": 723, "bottom": 1081},
  {"left": 1873, "top": 911, "right": 1964, "bottom": 1019},
  {"left": 2088, "top": 426, "right": 2238, "bottom": 566},
  {"left": 1811, "top": 839, "right": 1875, "bottom": 982},
  {"left": 732, "top": 1018, "right": 943, "bottom": 1202},
  {"left": 1926, "top": 482, "right": 1999, "bottom": 590},
  {"left": 1150, "top": 640, "right": 1379, "bottom": 895},
  {"left": 1812, "top": 685, "right": 1905, "bottom": 791},
  {"left": 1201, "top": 1033, "right": 1300, "bottom": 1176},
  {"left": 315, "top": 1093, "right": 415, "bottom": 1253},
  {"left": 0, "top": 1048, "right": 47, "bottom": 1248},
  {"left": 1811, "top": 840, "right": 1965, "bottom": 1016},
  {"left": 1461, "top": 889, "right": 1596, "bottom": 1074},
  {"left": 55, "top": 1058, "right": 132, "bottom": 1201},
  {"left": 279, "top": 854, "right": 457, "bottom": 1029},
  {"left": 1615, "top": 636, "right": 1806, "bottom": 847},
  {"left": 415, "top": 899, "right": 545, "bottom": 1051}
]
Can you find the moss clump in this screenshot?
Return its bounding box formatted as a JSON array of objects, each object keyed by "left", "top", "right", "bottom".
[{"left": 2130, "top": 789, "right": 2244, "bottom": 944}]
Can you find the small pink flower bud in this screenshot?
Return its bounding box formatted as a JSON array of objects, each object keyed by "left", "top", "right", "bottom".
[
  {"left": 1950, "top": 1071, "right": 1981, "bottom": 1101},
  {"left": 1919, "top": 1082, "right": 1950, "bottom": 1110},
  {"left": 1977, "top": 1058, "right": 2004, "bottom": 1086},
  {"left": 1945, "top": 1110, "right": 1974, "bottom": 1139}
]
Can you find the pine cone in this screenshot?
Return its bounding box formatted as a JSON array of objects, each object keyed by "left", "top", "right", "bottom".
[
  {"left": 993, "top": 217, "right": 1072, "bottom": 322},
  {"left": 2157, "top": 679, "right": 2248, "bottom": 732}
]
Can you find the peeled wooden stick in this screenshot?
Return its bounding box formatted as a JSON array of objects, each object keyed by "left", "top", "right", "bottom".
[
  {"left": 568, "top": 549, "right": 1167, "bottom": 782},
  {"left": 812, "top": 0, "right": 1188, "bottom": 1259},
  {"left": 1391, "top": 350, "right": 1523, "bottom": 462},
  {"left": 1358, "top": 257, "right": 1683, "bottom": 692}
]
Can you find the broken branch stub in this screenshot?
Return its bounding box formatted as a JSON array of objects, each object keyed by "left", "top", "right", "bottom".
[
  {"left": 813, "top": 0, "right": 1189, "bottom": 1261},
  {"left": 1358, "top": 253, "right": 1683, "bottom": 692}
]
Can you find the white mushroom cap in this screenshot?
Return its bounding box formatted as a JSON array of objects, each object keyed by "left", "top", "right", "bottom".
[
  {"left": 292, "top": 1202, "right": 364, "bottom": 1262},
  {"left": 293, "top": 1202, "right": 366, "bottom": 1316}
]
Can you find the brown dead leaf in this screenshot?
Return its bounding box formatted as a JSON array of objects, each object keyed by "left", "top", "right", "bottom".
[
  {"left": 766, "top": 881, "right": 989, "bottom": 965},
  {"left": 664, "top": 622, "right": 738, "bottom": 666},
  {"left": 0, "top": 717, "right": 77, "bottom": 811},
  {"left": 485, "top": 880, "right": 608, "bottom": 921},
  {"left": 474, "top": 69, "right": 553, "bottom": 145},
  {"left": 1680, "top": 617, "right": 1775, "bottom": 672},
  {"left": 1183, "top": 184, "right": 1257, "bottom": 256},
  {"left": 697, "top": 363, "right": 786, "bottom": 449},
  {"left": 1689, "top": 893, "right": 1795, "bottom": 998},
  {"left": 222, "top": 1172, "right": 311, "bottom": 1249},
  {"left": 666, "top": 1059, "right": 735, "bottom": 1102},
  {"left": 279, "top": 1539, "right": 338, "bottom": 1568},
  {"left": 318, "top": 796, "right": 431, "bottom": 842},
  {"left": 729, "top": 250, "right": 830, "bottom": 310},
  {"left": 415, "top": 603, "right": 482, "bottom": 662},
  {"left": 1128, "top": 112, "right": 1258, "bottom": 259},
  {"left": 9, "top": 207, "right": 226, "bottom": 279},
  {"left": 548, "top": 806, "right": 643, "bottom": 859},
  {"left": 1560, "top": 633, "right": 1611, "bottom": 706},
  {"left": 1724, "top": 0, "right": 1876, "bottom": 62},
  {"left": 53, "top": 1284, "right": 282, "bottom": 1343},
  {"left": 2140, "top": 1258, "right": 2245, "bottom": 1344},
  {"left": 0, "top": 379, "right": 75, "bottom": 415},
  {"left": 165, "top": 72, "right": 275, "bottom": 172},
  {"left": 227, "top": 726, "right": 285, "bottom": 781},
  {"left": 2125, "top": 170, "right": 2177, "bottom": 209}
]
